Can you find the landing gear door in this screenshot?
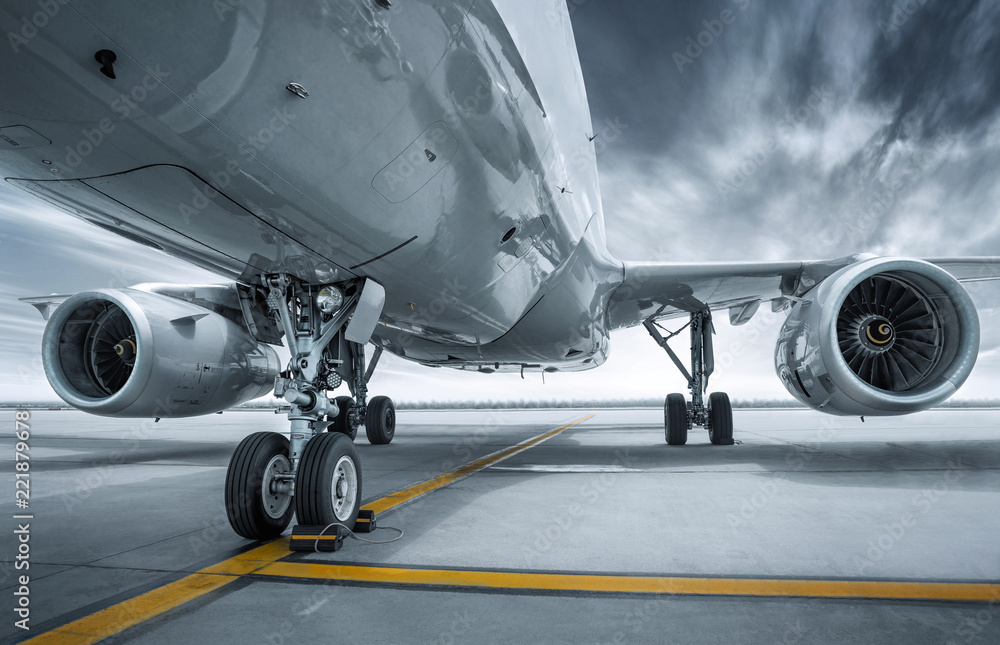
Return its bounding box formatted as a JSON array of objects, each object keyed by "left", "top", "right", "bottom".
[{"left": 345, "top": 280, "right": 386, "bottom": 344}]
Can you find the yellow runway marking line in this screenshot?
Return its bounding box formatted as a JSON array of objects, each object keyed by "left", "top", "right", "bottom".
[
  {"left": 22, "top": 538, "right": 296, "bottom": 645},
  {"left": 21, "top": 573, "right": 236, "bottom": 645},
  {"left": 24, "top": 415, "right": 593, "bottom": 644},
  {"left": 198, "top": 537, "right": 293, "bottom": 576},
  {"left": 254, "top": 562, "right": 1000, "bottom": 602},
  {"left": 363, "top": 414, "right": 594, "bottom": 515}
]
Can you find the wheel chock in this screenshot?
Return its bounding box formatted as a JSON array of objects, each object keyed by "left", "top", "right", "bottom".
[
  {"left": 354, "top": 509, "right": 377, "bottom": 533},
  {"left": 290, "top": 525, "right": 345, "bottom": 552},
  {"left": 289, "top": 511, "right": 378, "bottom": 551}
]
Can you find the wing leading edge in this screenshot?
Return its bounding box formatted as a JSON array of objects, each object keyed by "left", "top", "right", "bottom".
[{"left": 607, "top": 255, "right": 1000, "bottom": 330}]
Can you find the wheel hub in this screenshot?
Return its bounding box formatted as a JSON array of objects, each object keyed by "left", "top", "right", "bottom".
[
  {"left": 261, "top": 454, "right": 292, "bottom": 520},
  {"left": 330, "top": 455, "right": 358, "bottom": 521}
]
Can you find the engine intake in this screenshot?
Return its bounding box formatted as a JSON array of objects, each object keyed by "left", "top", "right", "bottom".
[
  {"left": 775, "top": 258, "right": 979, "bottom": 416},
  {"left": 43, "top": 287, "right": 279, "bottom": 417}
]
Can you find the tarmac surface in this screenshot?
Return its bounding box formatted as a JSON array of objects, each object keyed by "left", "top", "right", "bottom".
[{"left": 1, "top": 407, "right": 999, "bottom": 644}]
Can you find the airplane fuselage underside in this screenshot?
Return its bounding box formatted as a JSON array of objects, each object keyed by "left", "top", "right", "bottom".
[{"left": 0, "top": 0, "right": 622, "bottom": 371}]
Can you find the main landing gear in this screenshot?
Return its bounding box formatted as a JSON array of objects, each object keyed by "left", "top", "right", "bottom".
[
  {"left": 644, "top": 311, "right": 734, "bottom": 446},
  {"left": 225, "top": 275, "right": 394, "bottom": 540}
]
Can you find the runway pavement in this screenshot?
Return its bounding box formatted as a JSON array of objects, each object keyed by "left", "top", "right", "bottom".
[{"left": 1, "top": 408, "right": 998, "bottom": 644}]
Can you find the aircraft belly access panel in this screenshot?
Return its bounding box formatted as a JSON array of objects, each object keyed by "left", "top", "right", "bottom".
[
  {"left": 0, "top": 125, "right": 51, "bottom": 150},
  {"left": 372, "top": 122, "right": 459, "bottom": 203}
]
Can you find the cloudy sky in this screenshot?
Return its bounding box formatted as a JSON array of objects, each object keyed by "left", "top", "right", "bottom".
[{"left": 2, "top": 0, "right": 999, "bottom": 404}]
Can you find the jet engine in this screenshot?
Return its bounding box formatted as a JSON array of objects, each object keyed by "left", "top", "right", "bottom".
[
  {"left": 42, "top": 287, "right": 279, "bottom": 417},
  {"left": 775, "top": 257, "right": 979, "bottom": 416}
]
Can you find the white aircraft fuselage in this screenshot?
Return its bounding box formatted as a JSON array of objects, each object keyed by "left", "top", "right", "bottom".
[{"left": 0, "top": 0, "right": 622, "bottom": 372}]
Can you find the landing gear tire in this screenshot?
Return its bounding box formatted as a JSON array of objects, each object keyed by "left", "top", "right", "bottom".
[
  {"left": 225, "top": 432, "right": 294, "bottom": 540},
  {"left": 328, "top": 396, "right": 357, "bottom": 440},
  {"left": 365, "top": 395, "right": 396, "bottom": 445},
  {"left": 295, "top": 432, "right": 362, "bottom": 528},
  {"left": 664, "top": 393, "right": 688, "bottom": 445},
  {"left": 708, "top": 392, "right": 734, "bottom": 445}
]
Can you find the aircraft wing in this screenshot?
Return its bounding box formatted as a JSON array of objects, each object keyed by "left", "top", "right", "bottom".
[{"left": 607, "top": 255, "right": 1000, "bottom": 330}]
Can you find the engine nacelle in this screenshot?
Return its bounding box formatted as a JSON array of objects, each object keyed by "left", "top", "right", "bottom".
[
  {"left": 42, "top": 287, "right": 279, "bottom": 418},
  {"left": 775, "top": 258, "right": 979, "bottom": 416}
]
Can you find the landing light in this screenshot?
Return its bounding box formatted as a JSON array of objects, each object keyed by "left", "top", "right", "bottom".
[{"left": 317, "top": 285, "right": 344, "bottom": 314}]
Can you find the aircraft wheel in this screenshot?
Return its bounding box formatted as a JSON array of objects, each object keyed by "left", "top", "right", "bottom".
[
  {"left": 225, "top": 432, "right": 294, "bottom": 540},
  {"left": 665, "top": 393, "right": 688, "bottom": 445},
  {"left": 709, "top": 392, "right": 735, "bottom": 445},
  {"left": 295, "top": 432, "right": 362, "bottom": 528},
  {"left": 365, "top": 395, "right": 396, "bottom": 445},
  {"left": 328, "top": 396, "right": 357, "bottom": 440}
]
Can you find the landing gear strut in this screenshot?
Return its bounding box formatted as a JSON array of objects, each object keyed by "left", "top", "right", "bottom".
[
  {"left": 225, "top": 274, "right": 392, "bottom": 540},
  {"left": 644, "top": 311, "right": 733, "bottom": 446}
]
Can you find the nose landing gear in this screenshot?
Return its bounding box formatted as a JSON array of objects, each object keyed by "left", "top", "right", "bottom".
[{"left": 225, "top": 274, "right": 394, "bottom": 540}]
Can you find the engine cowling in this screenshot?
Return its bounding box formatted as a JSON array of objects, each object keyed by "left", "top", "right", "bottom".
[
  {"left": 775, "top": 257, "right": 979, "bottom": 416},
  {"left": 42, "top": 288, "right": 279, "bottom": 418}
]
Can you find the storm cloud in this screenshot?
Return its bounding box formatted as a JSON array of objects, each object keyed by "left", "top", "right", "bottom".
[{"left": 570, "top": 0, "right": 1000, "bottom": 262}]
